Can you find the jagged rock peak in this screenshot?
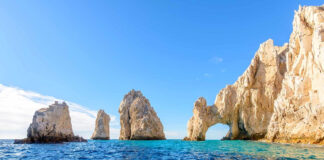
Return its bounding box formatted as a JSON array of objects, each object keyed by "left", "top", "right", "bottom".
[
  {"left": 91, "top": 110, "right": 110, "bottom": 140},
  {"left": 119, "top": 89, "right": 166, "bottom": 140},
  {"left": 14, "top": 101, "right": 86, "bottom": 144}
]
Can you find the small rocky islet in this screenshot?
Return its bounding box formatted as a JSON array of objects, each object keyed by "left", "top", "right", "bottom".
[
  {"left": 91, "top": 110, "right": 111, "bottom": 140},
  {"left": 14, "top": 101, "right": 86, "bottom": 144},
  {"left": 14, "top": 4, "right": 324, "bottom": 145},
  {"left": 119, "top": 89, "right": 165, "bottom": 140}
]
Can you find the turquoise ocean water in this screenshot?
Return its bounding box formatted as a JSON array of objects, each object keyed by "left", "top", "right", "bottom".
[{"left": 1, "top": 139, "right": 324, "bottom": 159}]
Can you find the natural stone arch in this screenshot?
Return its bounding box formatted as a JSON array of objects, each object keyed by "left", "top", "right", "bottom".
[
  {"left": 186, "top": 5, "right": 324, "bottom": 145},
  {"left": 184, "top": 39, "right": 288, "bottom": 141},
  {"left": 183, "top": 97, "right": 242, "bottom": 141},
  {"left": 183, "top": 97, "right": 219, "bottom": 141}
]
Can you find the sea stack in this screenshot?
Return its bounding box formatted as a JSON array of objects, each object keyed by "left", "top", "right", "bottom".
[
  {"left": 14, "top": 101, "right": 86, "bottom": 144},
  {"left": 185, "top": 5, "right": 324, "bottom": 145},
  {"left": 91, "top": 110, "right": 110, "bottom": 140},
  {"left": 119, "top": 89, "right": 165, "bottom": 140}
]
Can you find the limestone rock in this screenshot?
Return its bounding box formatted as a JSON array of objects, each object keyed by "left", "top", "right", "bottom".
[
  {"left": 183, "top": 97, "right": 218, "bottom": 141},
  {"left": 91, "top": 110, "right": 110, "bottom": 140},
  {"left": 185, "top": 5, "right": 324, "bottom": 145},
  {"left": 266, "top": 5, "right": 324, "bottom": 145},
  {"left": 119, "top": 89, "right": 165, "bottom": 140},
  {"left": 14, "top": 101, "right": 86, "bottom": 144}
]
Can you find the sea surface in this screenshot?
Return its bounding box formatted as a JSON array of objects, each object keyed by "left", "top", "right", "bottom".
[{"left": 1, "top": 139, "right": 324, "bottom": 159}]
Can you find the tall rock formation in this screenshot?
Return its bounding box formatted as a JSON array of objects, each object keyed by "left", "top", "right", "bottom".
[
  {"left": 91, "top": 110, "right": 110, "bottom": 140},
  {"left": 14, "top": 101, "right": 86, "bottom": 144},
  {"left": 185, "top": 5, "right": 324, "bottom": 145},
  {"left": 266, "top": 5, "right": 324, "bottom": 144},
  {"left": 119, "top": 89, "right": 165, "bottom": 140}
]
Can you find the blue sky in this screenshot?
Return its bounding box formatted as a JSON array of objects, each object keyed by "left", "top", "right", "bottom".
[{"left": 0, "top": 0, "right": 323, "bottom": 139}]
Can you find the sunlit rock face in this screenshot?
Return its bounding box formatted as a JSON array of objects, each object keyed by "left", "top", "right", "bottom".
[
  {"left": 14, "top": 101, "right": 86, "bottom": 143},
  {"left": 91, "top": 110, "right": 110, "bottom": 140},
  {"left": 185, "top": 5, "right": 324, "bottom": 145},
  {"left": 185, "top": 39, "right": 288, "bottom": 141},
  {"left": 183, "top": 97, "right": 219, "bottom": 141},
  {"left": 266, "top": 5, "right": 324, "bottom": 145},
  {"left": 119, "top": 90, "right": 165, "bottom": 140}
]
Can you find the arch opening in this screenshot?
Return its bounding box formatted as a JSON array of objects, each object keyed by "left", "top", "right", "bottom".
[{"left": 205, "top": 124, "right": 229, "bottom": 140}]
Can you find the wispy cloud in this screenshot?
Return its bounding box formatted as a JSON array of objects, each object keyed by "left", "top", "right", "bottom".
[
  {"left": 0, "top": 84, "right": 119, "bottom": 139},
  {"left": 203, "top": 73, "right": 212, "bottom": 77},
  {"left": 209, "top": 56, "right": 223, "bottom": 64}
]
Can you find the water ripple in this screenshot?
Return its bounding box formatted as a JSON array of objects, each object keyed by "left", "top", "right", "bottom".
[{"left": 1, "top": 140, "right": 324, "bottom": 159}]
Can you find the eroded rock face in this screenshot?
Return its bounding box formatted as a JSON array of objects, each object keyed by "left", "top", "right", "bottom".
[
  {"left": 119, "top": 89, "right": 165, "bottom": 140},
  {"left": 183, "top": 97, "right": 219, "bottom": 141},
  {"left": 14, "top": 101, "right": 86, "bottom": 144},
  {"left": 91, "top": 110, "right": 110, "bottom": 140},
  {"left": 266, "top": 5, "right": 324, "bottom": 145},
  {"left": 185, "top": 5, "right": 324, "bottom": 145}
]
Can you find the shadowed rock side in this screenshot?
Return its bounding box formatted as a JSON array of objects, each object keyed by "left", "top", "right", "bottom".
[
  {"left": 184, "top": 5, "right": 324, "bottom": 145},
  {"left": 14, "top": 101, "right": 86, "bottom": 144},
  {"left": 119, "top": 89, "right": 165, "bottom": 140},
  {"left": 91, "top": 110, "right": 110, "bottom": 140}
]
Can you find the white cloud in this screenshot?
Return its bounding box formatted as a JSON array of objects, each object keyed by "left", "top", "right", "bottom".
[
  {"left": 0, "top": 84, "right": 119, "bottom": 139},
  {"left": 209, "top": 56, "right": 223, "bottom": 64}
]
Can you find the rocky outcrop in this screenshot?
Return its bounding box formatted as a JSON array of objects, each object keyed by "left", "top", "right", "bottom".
[
  {"left": 91, "top": 110, "right": 110, "bottom": 140},
  {"left": 119, "top": 89, "right": 165, "bottom": 140},
  {"left": 185, "top": 5, "right": 324, "bottom": 145},
  {"left": 184, "top": 39, "right": 288, "bottom": 141},
  {"left": 14, "top": 101, "right": 86, "bottom": 144},
  {"left": 183, "top": 97, "right": 219, "bottom": 141}
]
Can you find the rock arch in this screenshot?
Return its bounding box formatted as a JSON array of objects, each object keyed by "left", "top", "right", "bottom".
[
  {"left": 184, "top": 5, "right": 324, "bottom": 144},
  {"left": 184, "top": 39, "right": 288, "bottom": 141}
]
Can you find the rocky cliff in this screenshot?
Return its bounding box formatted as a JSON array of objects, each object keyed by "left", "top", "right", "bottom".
[
  {"left": 14, "top": 101, "right": 86, "bottom": 144},
  {"left": 185, "top": 5, "right": 324, "bottom": 145},
  {"left": 266, "top": 5, "right": 324, "bottom": 145},
  {"left": 91, "top": 110, "right": 110, "bottom": 140},
  {"left": 119, "top": 89, "right": 165, "bottom": 140}
]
